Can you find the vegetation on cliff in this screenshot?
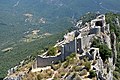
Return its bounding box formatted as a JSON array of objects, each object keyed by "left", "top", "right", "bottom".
[
  {"left": 22, "top": 53, "right": 97, "bottom": 80},
  {"left": 92, "top": 38, "right": 112, "bottom": 62},
  {"left": 90, "top": 12, "right": 120, "bottom": 80},
  {"left": 105, "top": 12, "right": 120, "bottom": 80}
]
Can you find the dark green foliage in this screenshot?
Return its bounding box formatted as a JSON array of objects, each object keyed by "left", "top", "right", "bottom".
[
  {"left": 0, "top": 32, "right": 65, "bottom": 78},
  {"left": 99, "top": 44, "right": 112, "bottom": 62},
  {"left": 106, "top": 12, "right": 120, "bottom": 41},
  {"left": 80, "top": 13, "right": 99, "bottom": 25},
  {"left": 63, "top": 61, "right": 69, "bottom": 68},
  {"left": 63, "top": 53, "right": 76, "bottom": 68},
  {"left": 66, "top": 53, "right": 76, "bottom": 61},
  {"left": 105, "top": 12, "right": 120, "bottom": 79},
  {"left": 89, "top": 70, "right": 96, "bottom": 78},
  {"left": 91, "top": 38, "right": 112, "bottom": 62},
  {"left": 69, "top": 53, "right": 76, "bottom": 58},
  {"left": 47, "top": 47, "right": 57, "bottom": 56},
  {"left": 91, "top": 38, "right": 100, "bottom": 47},
  {"left": 72, "top": 66, "right": 82, "bottom": 72}
]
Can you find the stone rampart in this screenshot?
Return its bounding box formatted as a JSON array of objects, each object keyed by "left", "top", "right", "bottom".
[
  {"left": 34, "top": 40, "right": 76, "bottom": 68},
  {"left": 36, "top": 55, "right": 62, "bottom": 67}
]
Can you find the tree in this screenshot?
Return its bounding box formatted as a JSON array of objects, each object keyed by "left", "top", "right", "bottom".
[
  {"left": 91, "top": 38, "right": 112, "bottom": 62},
  {"left": 91, "top": 38, "right": 100, "bottom": 47},
  {"left": 47, "top": 47, "right": 57, "bottom": 56},
  {"left": 99, "top": 44, "right": 112, "bottom": 62}
]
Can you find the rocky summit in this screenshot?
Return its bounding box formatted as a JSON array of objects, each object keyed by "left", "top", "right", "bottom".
[{"left": 4, "top": 14, "right": 120, "bottom": 80}]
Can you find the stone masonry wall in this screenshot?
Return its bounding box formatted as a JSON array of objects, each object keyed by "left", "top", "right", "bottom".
[
  {"left": 34, "top": 40, "right": 76, "bottom": 68},
  {"left": 36, "top": 55, "right": 62, "bottom": 67},
  {"left": 63, "top": 40, "right": 76, "bottom": 57},
  {"left": 81, "top": 34, "right": 94, "bottom": 49}
]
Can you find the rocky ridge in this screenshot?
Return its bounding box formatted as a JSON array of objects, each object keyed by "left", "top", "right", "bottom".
[{"left": 4, "top": 14, "right": 117, "bottom": 80}]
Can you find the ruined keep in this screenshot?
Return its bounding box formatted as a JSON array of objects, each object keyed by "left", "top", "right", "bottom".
[
  {"left": 30, "top": 14, "right": 116, "bottom": 80},
  {"left": 32, "top": 15, "right": 108, "bottom": 69}
]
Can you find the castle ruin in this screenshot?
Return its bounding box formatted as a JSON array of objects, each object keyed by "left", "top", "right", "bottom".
[{"left": 4, "top": 14, "right": 116, "bottom": 80}]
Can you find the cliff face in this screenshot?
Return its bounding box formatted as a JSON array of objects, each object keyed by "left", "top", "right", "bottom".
[{"left": 4, "top": 14, "right": 118, "bottom": 80}]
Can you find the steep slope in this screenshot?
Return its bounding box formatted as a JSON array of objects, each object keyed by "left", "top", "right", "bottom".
[{"left": 105, "top": 13, "right": 120, "bottom": 80}]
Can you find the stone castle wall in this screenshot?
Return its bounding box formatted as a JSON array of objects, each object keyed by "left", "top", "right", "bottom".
[
  {"left": 33, "top": 14, "right": 107, "bottom": 69},
  {"left": 63, "top": 40, "right": 76, "bottom": 57},
  {"left": 33, "top": 40, "right": 76, "bottom": 68},
  {"left": 34, "top": 29, "right": 99, "bottom": 68},
  {"left": 36, "top": 55, "right": 62, "bottom": 67},
  {"left": 82, "top": 34, "right": 94, "bottom": 49},
  {"left": 77, "top": 34, "right": 95, "bottom": 53}
]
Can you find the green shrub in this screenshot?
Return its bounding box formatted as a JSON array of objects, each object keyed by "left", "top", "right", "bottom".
[
  {"left": 84, "top": 62, "right": 91, "bottom": 71},
  {"left": 105, "top": 13, "right": 120, "bottom": 80},
  {"left": 66, "top": 56, "right": 71, "bottom": 61},
  {"left": 66, "top": 53, "right": 76, "bottom": 61},
  {"left": 91, "top": 38, "right": 112, "bottom": 62},
  {"left": 99, "top": 44, "right": 112, "bottom": 62},
  {"left": 51, "top": 64, "right": 61, "bottom": 71},
  {"left": 72, "top": 66, "right": 82, "bottom": 72},
  {"left": 89, "top": 70, "right": 96, "bottom": 78},
  {"left": 91, "top": 38, "right": 100, "bottom": 47},
  {"left": 69, "top": 53, "right": 76, "bottom": 58},
  {"left": 63, "top": 61, "right": 69, "bottom": 68},
  {"left": 47, "top": 47, "right": 57, "bottom": 56}
]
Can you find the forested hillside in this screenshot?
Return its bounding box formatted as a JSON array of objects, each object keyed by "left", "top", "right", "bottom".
[{"left": 0, "top": 31, "right": 67, "bottom": 78}]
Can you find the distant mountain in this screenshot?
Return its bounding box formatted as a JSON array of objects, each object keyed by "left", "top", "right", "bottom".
[{"left": 0, "top": 0, "right": 120, "bottom": 45}]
